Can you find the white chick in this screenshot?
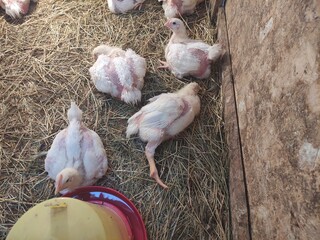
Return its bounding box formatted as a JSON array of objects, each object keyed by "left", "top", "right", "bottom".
[
  {"left": 0, "top": 0, "right": 37, "bottom": 18},
  {"left": 107, "top": 0, "right": 145, "bottom": 14},
  {"left": 159, "top": 18, "right": 223, "bottom": 79},
  {"left": 45, "top": 102, "right": 108, "bottom": 195},
  {"left": 89, "top": 44, "right": 146, "bottom": 105},
  {"left": 159, "top": 0, "right": 204, "bottom": 19},
  {"left": 126, "top": 82, "right": 201, "bottom": 188}
]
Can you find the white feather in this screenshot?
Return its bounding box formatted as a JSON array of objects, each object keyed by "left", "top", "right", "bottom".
[
  {"left": 45, "top": 103, "right": 108, "bottom": 189},
  {"left": 126, "top": 93, "right": 186, "bottom": 142},
  {"left": 165, "top": 18, "right": 223, "bottom": 79},
  {"left": 162, "top": 0, "right": 203, "bottom": 18},
  {"left": 89, "top": 45, "right": 146, "bottom": 104},
  {"left": 107, "top": 0, "right": 146, "bottom": 14}
]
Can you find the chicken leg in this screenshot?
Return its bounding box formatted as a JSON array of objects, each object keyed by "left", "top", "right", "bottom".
[
  {"left": 158, "top": 60, "right": 169, "bottom": 69},
  {"left": 133, "top": 2, "right": 143, "bottom": 10},
  {"left": 145, "top": 141, "right": 168, "bottom": 189}
]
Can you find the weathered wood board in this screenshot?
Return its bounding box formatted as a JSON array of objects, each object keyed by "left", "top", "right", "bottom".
[
  {"left": 217, "top": 6, "right": 251, "bottom": 240},
  {"left": 223, "top": 0, "right": 320, "bottom": 239}
]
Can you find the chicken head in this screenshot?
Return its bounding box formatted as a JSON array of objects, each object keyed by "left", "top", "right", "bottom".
[
  {"left": 164, "top": 18, "right": 187, "bottom": 37},
  {"left": 54, "top": 168, "right": 82, "bottom": 195}
]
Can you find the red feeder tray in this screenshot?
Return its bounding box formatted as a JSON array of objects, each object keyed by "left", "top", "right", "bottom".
[{"left": 63, "top": 186, "right": 147, "bottom": 240}]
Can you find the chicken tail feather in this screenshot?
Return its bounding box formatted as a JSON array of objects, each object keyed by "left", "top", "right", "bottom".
[
  {"left": 67, "top": 102, "right": 83, "bottom": 122},
  {"left": 126, "top": 119, "right": 139, "bottom": 138},
  {"left": 121, "top": 88, "right": 141, "bottom": 105},
  {"left": 208, "top": 44, "right": 223, "bottom": 62},
  {"left": 4, "top": 2, "right": 22, "bottom": 18}
]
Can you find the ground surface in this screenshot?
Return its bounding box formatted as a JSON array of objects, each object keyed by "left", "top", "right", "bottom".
[{"left": 0, "top": 0, "right": 229, "bottom": 239}]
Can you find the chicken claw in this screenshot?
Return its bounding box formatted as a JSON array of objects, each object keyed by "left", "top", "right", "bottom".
[
  {"left": 133, "top": 2, "right": 143, "bottom": 10},
  {"left": 158, "top": 60, "right": 169, "bottom": 69},
  {"left": 145, "top": 141, "right": 168, "bottom": 188}
]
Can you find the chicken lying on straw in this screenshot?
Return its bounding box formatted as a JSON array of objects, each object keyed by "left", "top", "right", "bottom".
[
  {"left": 159, "top": 18, "right": 223, "bottom": 79},
  {"left": 45, "top": 102, "right": 108, "bottom": 195},
  {"left": 89, "top": 44, "right": 146, "bottom": 105},
  {"left": 126, "top": 82, "right": 201, "bottom": 188}
]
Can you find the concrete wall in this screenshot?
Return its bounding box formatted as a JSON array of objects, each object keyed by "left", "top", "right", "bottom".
[{"left": 224, "top": 0, "right": 320, "bottom": 239}]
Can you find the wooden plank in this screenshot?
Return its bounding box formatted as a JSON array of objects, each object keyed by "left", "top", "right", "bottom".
[
  {"left": 225, "top": 0, "right": 320, "bottom": 239},
  {"left": 217, "top": 7, "right": 251, "bottom": 240},
  {"left": 209, "top": 0, "right": 221, "bottom": 22}
]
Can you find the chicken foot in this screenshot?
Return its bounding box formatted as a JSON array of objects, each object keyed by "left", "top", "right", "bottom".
[
  {"left": 157, "top": 60, "right": 169, "bottom": 69},
  {"left": 145, "top": 141, "right": 168, "bottom": 189},
  {"left": 133, "top": 2, "right": 143, "bottom": 10}
]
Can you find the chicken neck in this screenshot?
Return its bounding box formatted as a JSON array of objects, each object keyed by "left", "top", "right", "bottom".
[{"left": 170, "top": 30, "right": 188, "bottom": 44}]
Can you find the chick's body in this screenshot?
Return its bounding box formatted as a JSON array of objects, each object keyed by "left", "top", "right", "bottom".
[
  {"left": 160, "top": 0, "right": 204, "bottom": 19},
  {"left": 45, "top": 102, "right": 108, "bottom": 194},
  {"left": 90, "top": 45, "right": 146, "bottom": 105},
  {"left": 126, "top": 83, "right": 201, "bottom": 188},
  {"left": 107, "top": 0, "right": 145, "bottom": 14},
  {"left": 161, "top": 18, "right": 223, "bottom": 79}
]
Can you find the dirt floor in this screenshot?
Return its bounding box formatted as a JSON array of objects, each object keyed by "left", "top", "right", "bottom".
[{"left": 0, "top": 0, "right": 230, "bottom": 239}]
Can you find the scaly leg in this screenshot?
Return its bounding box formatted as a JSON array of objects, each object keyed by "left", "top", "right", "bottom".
[
  {"left": 158, "top": 60, "right": 169, "bottom": 69},
  {"left": 134, "top": 3, "right": 143, "bottom": 10},
  {"left": 145, "top": 141, "right": 168, "bottom": 189}
]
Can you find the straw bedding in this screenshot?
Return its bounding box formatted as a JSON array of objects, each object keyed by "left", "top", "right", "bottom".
[{"left": 0, "top": 0, "right": 230, "bottom": 239}]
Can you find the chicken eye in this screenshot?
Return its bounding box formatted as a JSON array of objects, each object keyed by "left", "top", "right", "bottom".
[
  {"left": 66, "top": 178, "right": 70, "bottom": 183},
  {"left": 172, "top": 21, "right": 176, "bottom": 25}
]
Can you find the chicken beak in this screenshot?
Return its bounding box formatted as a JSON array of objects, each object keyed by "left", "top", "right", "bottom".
[
  {"left": 164, "top": 20, "right": 170, "bottom": 28},
  {"left": 54, "top": 188, "right": 60, "bottom": 195},
  {"left": 54, "top": 175, "right": 63, "bottom": 195}
]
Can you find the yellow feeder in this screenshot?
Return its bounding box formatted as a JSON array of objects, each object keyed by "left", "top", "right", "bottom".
[{"left": 6, "top": 197, "right": 133, "bottom": 240}]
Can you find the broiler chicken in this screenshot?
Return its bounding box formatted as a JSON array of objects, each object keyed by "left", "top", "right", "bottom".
[
  {"left": 126, "top": 82, "right": 201, "bottom": 188},
  {"left": 89, "top": 44, "right": 146, "bottom": 105},
  {"left": 45, "top": 102, "right": 108, "bottom": 195},
  {"left": 0, "top": 0, "right": 37, "bottom": 18},
  {"left": 159, "top": 0, "right": 204, "bottom": 19},
  {"left": 159, "top": 18, "right": 223, "bottom": 79},
  {"left": 107, "top": 0, "right": 145, "bottom": 14}
]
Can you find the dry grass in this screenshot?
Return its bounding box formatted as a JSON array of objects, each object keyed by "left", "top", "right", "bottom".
[{"left": 0, "top": 0, "right": 230, "bottom": 239}]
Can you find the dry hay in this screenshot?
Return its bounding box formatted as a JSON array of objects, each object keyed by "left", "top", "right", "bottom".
[{"left": 0, "top": 0, "right": 230, "bottom": 239}]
